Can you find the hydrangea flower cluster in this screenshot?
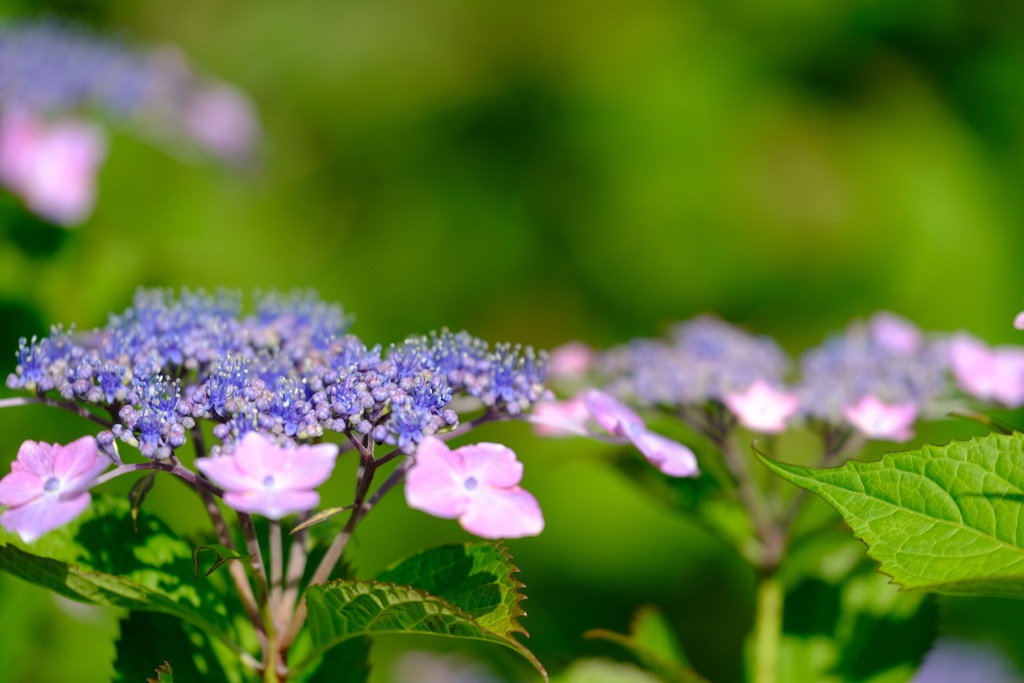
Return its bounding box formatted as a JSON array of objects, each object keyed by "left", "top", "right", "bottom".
[
  {"left": 2, "top": 288, "right": 550, "bottom": 541},
  {"left": 543, "top": 312, "right": 1024, "bottom": 447},
  {"left": 0, "top": 20, "right": 259, "bottom": 225}
]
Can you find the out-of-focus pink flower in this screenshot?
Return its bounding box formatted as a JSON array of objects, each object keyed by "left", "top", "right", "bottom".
[
  {"left": 182, "top": 83, "right": 259, "bottom": 163},
  {"left": 529, "top": 396, "right": 592, "bottom": 436},
  {"left": 195, "top": 432, "right": 338, "bottom": 520},
  {"left": 0, "top": 437, "right": 109, "bottom": 543},
  {"left": 405, "top": 437, "right": 543, "bottom": 539},
  {"left": 949, "top": 334, "right": 1024, "bottom": 407},
  {"left": 622, "top": 424, "right": 700, "bottom": 477},
  {"left": 870, "top": 312, "right": 922, "bottom": 354},
  {"left": 584, "top": 389, "right": 699, "bottom": 478},
  {"left": 842, "top": 395, "right": 917, "bottom": 441},
  {"left": 0, "top": 109, "right": 107, "bottom": 226},
  {"left": 547, "top": 341, "right": 595, "bottom": 379},
  {"left": 1014, "top": 312, "right": 1024, "bottom": 331},
  {"left": 723, "top": 380, "right": 800, "bottom": 434}
]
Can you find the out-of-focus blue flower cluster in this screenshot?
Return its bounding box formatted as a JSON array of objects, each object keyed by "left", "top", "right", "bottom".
[
  {"left": 0, "top": 19, "right": 259, "bottom": 162},
  {"left": 600, "top": 316, "right": 791, "bottom": 406},
  {"left": 797, "top": 319, "right": 948, "bottom": 422},
  {"left": 6, "top": 289, "right": 548, "bottom": 458},
  {"left": 573, "top": 312, "right": 1017, "bottom": 441}
]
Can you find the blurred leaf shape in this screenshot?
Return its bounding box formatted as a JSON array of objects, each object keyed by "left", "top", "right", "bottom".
[{"left": 586, "top": 605, "right": 709, "bottom": 683}]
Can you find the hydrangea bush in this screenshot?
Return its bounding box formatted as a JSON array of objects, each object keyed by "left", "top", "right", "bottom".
[
  {"left": 0, "top": 288, "right": 552, "bottom": 682},
  {"left": 538, "top": 312, "right": 1024, "bottom": 683}
]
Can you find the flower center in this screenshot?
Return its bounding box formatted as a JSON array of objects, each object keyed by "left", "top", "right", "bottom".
[
  {"left": 463, "top": 476, "right": 478, "bottom": 491},
  {"left": 43, "top": 477, "right": 60, "bottom": 493},
  {"left": 262, "top": 475, "right": 275, "bottom": 488}
]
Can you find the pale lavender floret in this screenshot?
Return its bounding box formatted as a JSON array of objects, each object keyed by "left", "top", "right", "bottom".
[
  {"left": 195, "top": 432, "right": 339, "bottom": 520},
  {"left": 405, "top": 436, "right": 544, "bottom": 539},
  {"left": 0, "top": 436, "right": 110, "bottom": 542},
  {"left": 912, "top": 637, "right": 1024, "bottom": 683}
]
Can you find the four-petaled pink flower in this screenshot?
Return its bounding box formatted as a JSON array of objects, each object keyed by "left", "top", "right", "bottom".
[
  {"left": 195, "top": 432, "right": 339, "bottom": 520},
  {"left": 0, "top": 437, "right": 110, "bottom": 543},
  {"left": 405, "top": 436, "right": 544, "bottom": 539},
  {"left": 949, "top": 334, "right": 1024, "bottom": 407},
  {"left": 723, "top": 381, "right": 800, "bottom": 434},
  {"left": 582, "top": 389, "right": 699, "bottom": 478},
  {"left": 0, "top": 109, "right": 107, "bottom": 226},
  {"left": 842, "top": 395, "right": 917, "bottom": 441}
]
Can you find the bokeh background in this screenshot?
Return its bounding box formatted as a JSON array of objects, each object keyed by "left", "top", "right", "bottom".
[{"left": 3, "top": 1, "right": 1024, "bottom": 681}]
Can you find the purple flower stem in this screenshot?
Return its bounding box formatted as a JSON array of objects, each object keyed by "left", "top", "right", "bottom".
[
  {"left": 280, "top": 436, "right": 379, "bottom": 652},
  {"left": 0, "top": 395, "right": 114, "bottom": 429},
  {"left": 278, "top": 513, "right": 310, "bottom": 631},
  {"left": 269, "top": 519, "right": 284, "bottom": 630},
  {"left": 190, "top": 428, "right": 267, "bottom": 651}
]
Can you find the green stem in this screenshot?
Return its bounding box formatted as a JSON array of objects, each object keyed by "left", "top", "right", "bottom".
[{"left": 753, "top": 575, "right": 783, "bottom": 683}]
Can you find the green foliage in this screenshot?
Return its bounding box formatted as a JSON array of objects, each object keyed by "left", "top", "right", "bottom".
[
  {"left": 302, "top": 543, "right": 545, "bottom": 679},
  {"left": 586, "top": 606, "right": 708, "bottom": 683},
  {"left": 0, "top": 495, "right": 236, "bottom": 648},
  {"left": 114, "top": 611, "right": 228, "bottom": 683},
  {"left": 761, "top": 433, "right": 1024, "bottom": 598}
]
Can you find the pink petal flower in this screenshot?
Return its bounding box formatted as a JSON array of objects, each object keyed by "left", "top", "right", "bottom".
[
  {"left": 0, "top": 110, "right": 106, "bottom": 226},
  {"left": 869, "top": 312, "right": 922, "bottom": 354},
  {"left": 195, "top": 432, "right": 339, "bottom": 520},
  {"left": 1015, "top": 312, "right": 1024, "bottom": 331},
  {"left": 528, "top": 396, "right": 592, "bottom": 436},
  {"left": 842, "top": 395, "right": 917, "bottom": 441},
  {"left": 723, "top": 380, "right": 800, "bottom": 434},
  {"left": 547, "top": 341, "right": 594, "bottom": 378},
  {"left": 183, "top": 84, "right": 259, "bottom": 162},
  {"left": 0, "top": 437, "right": 108, "bottom": 542},
  {"left": 583, "top": 389, "right": 645, "bottom": 436},
  {"left": 949, "top": 334, "right": 1024, "bottom": 407},
  {"left": 405, "top": 437, "right": 543, "bottom": 539},
  {"left": 623, "top": 424, "right": 699, "bottom": 477}
]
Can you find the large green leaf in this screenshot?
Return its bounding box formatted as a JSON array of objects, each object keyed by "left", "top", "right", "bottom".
[
  {"left": 302, "top": 543, "right": 545, "bottom": 679},
  {"left": 0, "top": 494, "right": 237, "bottom": 648},
  {"left": 760, "top": 433, "right": 1024, "bottom": 598}
]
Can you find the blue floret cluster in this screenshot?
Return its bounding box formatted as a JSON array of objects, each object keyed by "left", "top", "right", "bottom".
[{"left": 7, "top": 289, "right": 548, "bottom": 458}]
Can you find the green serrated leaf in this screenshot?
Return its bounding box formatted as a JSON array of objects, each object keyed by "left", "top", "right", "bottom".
[
  {"left": 192, "top": 544, "right": 252, "bottom": 579},
  {"left": 129, "top": 472, "right": 157, "bottom": 534},
  {"left": 301, "top": 543, "right": 545, "bottom": 679},
  {"left": 759, "top": 433, "right": 1024, "bottom": 598},
  {"left": 586, "top": 606, "right": 707, "bottom": 683},
  {"left": 0, "top": 494, "right": 237, "bottom": 650}
]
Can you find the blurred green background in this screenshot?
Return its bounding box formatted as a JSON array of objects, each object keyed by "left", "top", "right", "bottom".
[{"left": 3, "top": 0, "right": 1024, "bottom": 681}]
